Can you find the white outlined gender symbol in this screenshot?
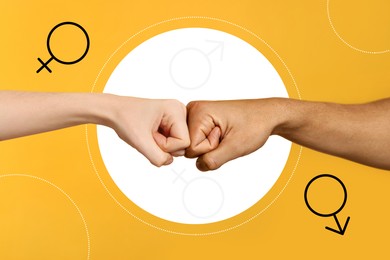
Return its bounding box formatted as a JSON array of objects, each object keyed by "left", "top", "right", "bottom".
[
  {"left": 171, "top": 168, "right": 225, "bottom": 219},
  {"left": 169, "top": 40, "right": 226, "bottom": 219},
  {"left": 95, "top": 27, "right": 293, "bottom": 225},
  {"left": 169, "top": 40, "right": 224, "bottom": 89}
]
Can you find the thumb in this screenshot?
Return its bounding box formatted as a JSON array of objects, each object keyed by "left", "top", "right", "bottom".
[
  {"left": 195, "top": 137, "right": 240, "bottom": 171},
  {"left": 153, "top": 132, "right": 190, "bottom": 154},
  {"left": 134, "top": 134, "right": 173, "bottom": 167},
  {"left": 185, "top": 126, "right": 221, "bottom": 158}
]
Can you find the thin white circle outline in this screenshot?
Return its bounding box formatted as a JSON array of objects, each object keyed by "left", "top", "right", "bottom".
[
  {"left": 327, "top": 0, "right": 390, "bottom": 54},
  {"left": 86, "top": 16, "right": 303, "bottom": 236},
  {"left": 182, "top": 176, "right": 225, "bottom": 219},
  {"left": 0, "top": 174, "right": 90, "bottom": 259},
  {"left": 169, "top": 48, "right": 212, "bottom": 90}
]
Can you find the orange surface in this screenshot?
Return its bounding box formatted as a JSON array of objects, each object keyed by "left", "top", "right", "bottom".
[{"left": 0, "top": 0, "right": 389, "bottom": 259}]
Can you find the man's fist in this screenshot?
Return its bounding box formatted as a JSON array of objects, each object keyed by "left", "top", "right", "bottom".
[{"left": 185, "top": 99, "right": 284, "bottom": 171}]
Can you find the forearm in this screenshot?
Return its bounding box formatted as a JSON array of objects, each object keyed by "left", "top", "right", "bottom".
[
  {"left": 0, "top": 91, "right": 114, "bottom": 140},
  {"left": 272, "top": 98, "right": 390, "bottom": 170}
]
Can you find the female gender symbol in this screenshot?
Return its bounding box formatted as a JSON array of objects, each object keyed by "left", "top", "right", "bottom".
[
  {"left": 36, "top": 22, "right": 90, "bottom": 73},
  {"left": 171, "top": 168, "right": 225, "bottom": 219}
]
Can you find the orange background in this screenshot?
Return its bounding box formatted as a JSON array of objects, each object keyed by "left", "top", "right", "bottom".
[{"left": 0, "top": 0, "right": 389, "bottom": 259}]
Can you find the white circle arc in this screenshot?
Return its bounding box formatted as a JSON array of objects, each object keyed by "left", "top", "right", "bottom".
[
  {"left": 86, "top": 16, "right": 302, "bottom": 235},
  {"left": 98, "top": 27, "right": 290, "bottom": 224},
  {"left": 0, "top": 174, "right": 90, "bottom": 259}
]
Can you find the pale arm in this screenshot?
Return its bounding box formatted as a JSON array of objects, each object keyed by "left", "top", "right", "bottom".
[
  {"left": 0, "top": 91, "right": 190, "bottom": 166},
  {"left": 0, "top": 91, "right": 112, "bottom": 140}
]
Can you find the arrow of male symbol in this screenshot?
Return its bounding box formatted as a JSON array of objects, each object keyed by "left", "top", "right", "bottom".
[
  {"left": 304, "top": 174, "right": 351, "bottom": 236},
  {"left": 326, "top": 214, "right": 350, "bottom": 235},
  {"left": 205, "top": 40, "right": 224, "bottom": 60}
]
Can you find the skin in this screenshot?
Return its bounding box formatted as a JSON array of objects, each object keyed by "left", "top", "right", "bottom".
[
  {"left": 185, "top": 98, "right": 390, "bottom": 171},
  {"left": 1, "top": 91, "right": 389, "bottom": 171},
  {"left": 0, "top": 91, "right": 190, "bottom": 167}
]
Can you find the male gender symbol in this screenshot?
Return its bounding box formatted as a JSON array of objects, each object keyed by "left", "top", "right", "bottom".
[{"left": 304, "top": 174, "right": 351, "bottom": 235}]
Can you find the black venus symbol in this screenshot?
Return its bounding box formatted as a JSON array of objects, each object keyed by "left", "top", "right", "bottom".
[{"left": 36, "top": 22, "right": 90, "bottom": 73}]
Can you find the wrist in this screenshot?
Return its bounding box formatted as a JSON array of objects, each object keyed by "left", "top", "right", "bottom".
[
  {"left": 82, "top": 93, "right": 120, "bottom": 127},
  {"left": 269, "top": 98, "right": 304, "bottom": 137}
]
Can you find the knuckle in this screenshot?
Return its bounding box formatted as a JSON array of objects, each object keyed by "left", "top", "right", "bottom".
[
  {"left": 159, "top": 143, "right": 169, "bottom": 153},
  {"left": 151, "top": 159, "right": 163, "bottom": 167},
  {"left": 182, "top": 138, "right": 191, "bottom": 149},
  {"left": 172, "top": 150, "right": 185, "bottom": 157},
  {"left": 187, "top": 101, "right": 196, "bottom": 109},
  {"left": 187, "top": 101, "right": 202, "bottom": 113},
  {"left": 166, "top": 99, "right": 184, "bottom": 108},
  {"left": 184, "top": 147, "right": 197, "bottom": 158},
  {"left": 202, "top": 155, "right": 219, "bottom": 171},
  {"left": 151, "top": 154, "right": 168, "bottom": 167},
  {"left": 165, "top": 99, "right": 187, "bottom": 117}
]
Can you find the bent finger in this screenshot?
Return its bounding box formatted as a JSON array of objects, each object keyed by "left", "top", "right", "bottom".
[
  {"left": 134, "top": 134, "right": 173, "bottom": 167},
  {"left": 185, "top": 126, "right": 221, "bottom": 158},
  {"left": 196, "top": 136, "right": 239, "bottom": 171}
]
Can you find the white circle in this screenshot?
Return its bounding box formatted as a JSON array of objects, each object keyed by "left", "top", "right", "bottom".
[
  {"left": 170, "top": 48, "right": 211, "bottom": 89},
  {"left": 98, "top": 28, "right": 291, "bottom": 224},
  {"left": 182, "top": 177, "right": 224, "bottom": 219}
]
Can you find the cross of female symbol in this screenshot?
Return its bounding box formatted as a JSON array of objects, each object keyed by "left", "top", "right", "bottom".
[{"left": 36, "top": 21, "right": 90, "bottom": 73}]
